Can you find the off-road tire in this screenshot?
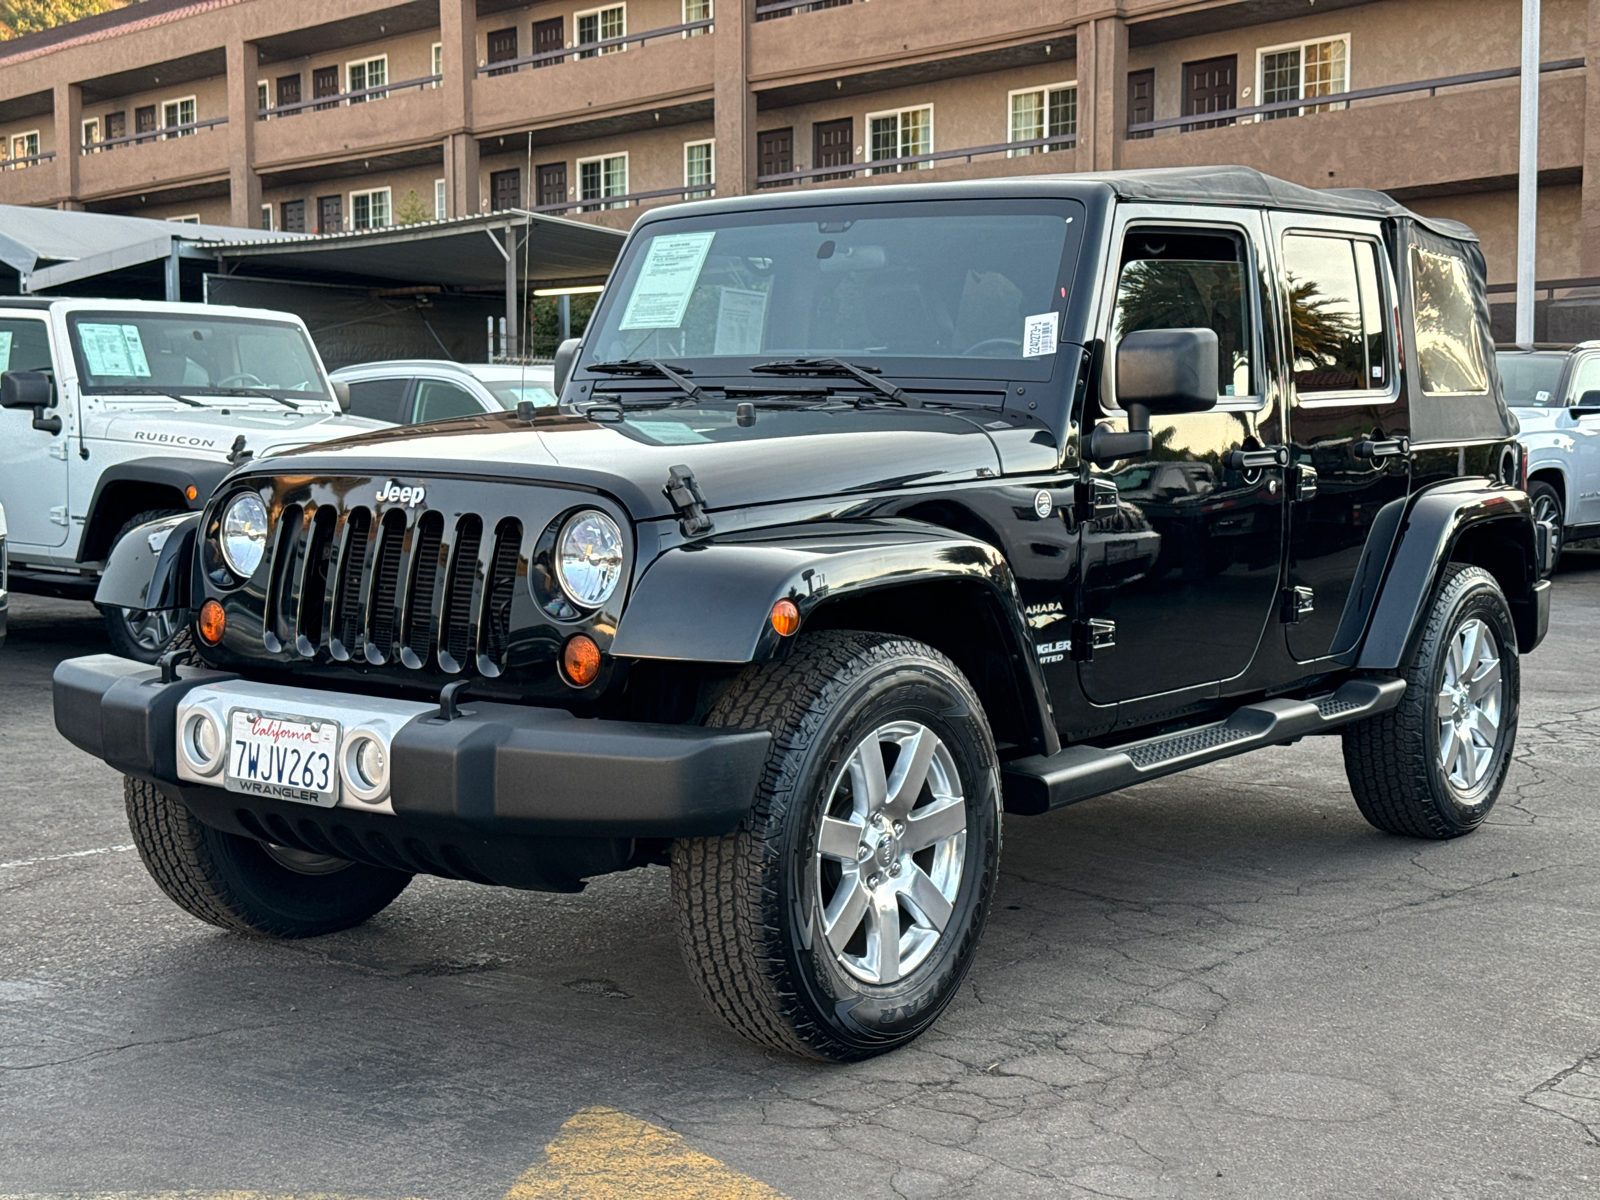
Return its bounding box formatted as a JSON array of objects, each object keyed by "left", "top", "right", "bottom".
[
  {"left": 100, "top": 509, "right": 191, "bottom": 663},
  {"left": 672, "top": 631, "right": 1001, "bottom": 1061},
  {"left": 124, "top": 776, "right": 412, "bottom": 937},
  {"left": 1342, "top": 564, "right": 1519, "bottom": 838},
  {"left": 1528, "top": 480, "right": 1564, "bottom": 578}
]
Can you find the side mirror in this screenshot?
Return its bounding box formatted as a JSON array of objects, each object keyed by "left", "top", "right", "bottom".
[
  {"left": 1571, "top": 389, "right": 1600, "bottom": 417},
  {"left": 1089, "top": 329, "right": 1220, "bottom": 463},
  {"left": 1, "top": 369, "right": 61, "bottom": 434},
  {"left": 554, "top": 338, "right": 581, "bottom": 397},
  {"left": 331, "top": 379, "right": 351, "bottom": 412}
]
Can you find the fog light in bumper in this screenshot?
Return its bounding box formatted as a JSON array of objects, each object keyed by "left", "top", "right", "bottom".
[
  {"left": 179, "top": 709, "right": 226, "bottom": 776},
  {"left": 340, "top": 732, "right": 390, "bottom": 803}
]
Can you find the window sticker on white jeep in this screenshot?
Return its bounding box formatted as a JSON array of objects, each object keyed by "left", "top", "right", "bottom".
[
  {"left": 0, "top": 331, "right": 11, "bottom": 372},
  {"left": 79, "top": 323, "right": 151, "bottom": 378},
  {"left": 1022, "top": 311, "right": 1059, "bottom": 357},
  {"left": 628, "top": 420, "right": 712, "bottom": 444},
  {"left": 713, "top": 288, "right": 768, "bottom": 355},
  {"left": 619, "top": 231, "right": 717, "bottom": 330}
]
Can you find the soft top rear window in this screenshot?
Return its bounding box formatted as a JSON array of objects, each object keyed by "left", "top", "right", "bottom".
[{"left": 1409, "top": 245, "right": 1489, "bottom": 396}]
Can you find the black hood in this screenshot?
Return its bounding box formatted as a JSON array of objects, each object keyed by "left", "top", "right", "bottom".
[{"left": 265, "top": 405, "right": 1005, "bottom": 520}]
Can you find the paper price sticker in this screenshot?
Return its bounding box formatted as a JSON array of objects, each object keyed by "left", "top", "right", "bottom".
[
  {"left": 1022, "top": 311, "right": 1059, "bottom": 358},
  {"left": 619, "top": 231, "right": 716, "bottom": 330}
]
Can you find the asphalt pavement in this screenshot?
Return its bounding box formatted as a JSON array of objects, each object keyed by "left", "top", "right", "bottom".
[{"left": 3, "top": 560, "right": 1600, "bottom": 1199}]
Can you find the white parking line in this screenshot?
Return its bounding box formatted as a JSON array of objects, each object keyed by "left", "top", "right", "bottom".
[{"left": 0, "top": 845, "right": 135, "bottom": 872}]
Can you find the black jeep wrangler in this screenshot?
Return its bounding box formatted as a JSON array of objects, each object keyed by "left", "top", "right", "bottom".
[{"left": 56, "top": 167, "right": 1550, "bottom": 1061}]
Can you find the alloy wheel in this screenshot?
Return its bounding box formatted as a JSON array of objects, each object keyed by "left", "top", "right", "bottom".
[{"left": 1436, "top": 617, "right": 1503, "bottom": 792}]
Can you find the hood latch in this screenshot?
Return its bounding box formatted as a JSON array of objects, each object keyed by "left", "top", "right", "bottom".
[{"left": 665, "top": 464, "right": 713, "bottom": 538}]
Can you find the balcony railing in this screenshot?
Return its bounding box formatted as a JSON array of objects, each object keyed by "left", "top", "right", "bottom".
[
  {"left": 258, "top": 73, "right": 442, "bottom": 118},
  {"left": 755, "top": 0, "right": 853, "bottom": 17},
  {"left": 529, "top": 182, "right": 716, "bottom": 214},
  {"left": 1128, "top": 57, "right": 1585, "bottom": 137},
  {"left": 476, "top": 19, "right": 712, "bottom": 75},
  {"left": 82, "top": 116, "right": 226, "bottom": 152},
  {"left": 1, "top": 150, "right": 56, "bottom": 170},
  {"left": 756, "top": 132, "right": 1075, "bottom": 187}
]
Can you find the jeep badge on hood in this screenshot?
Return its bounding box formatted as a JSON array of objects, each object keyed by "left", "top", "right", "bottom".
[{"left": 376, "top": 481, "right": 426, "bottom": 507}]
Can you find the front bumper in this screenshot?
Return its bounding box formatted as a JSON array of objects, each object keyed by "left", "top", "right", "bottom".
[{"left": 53, "top": 655, "right": 770, "bottom": 890}]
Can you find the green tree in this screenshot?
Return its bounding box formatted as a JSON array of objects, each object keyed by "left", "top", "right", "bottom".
[
  {"left": 0, "top": 0, "right": 124, "bottom": 39},
  {"left": 393, "top": 188, "right": 430, "bottom": 226}
]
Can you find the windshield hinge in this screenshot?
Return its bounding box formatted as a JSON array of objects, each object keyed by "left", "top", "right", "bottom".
[
  {"left": 1070, "top": 618, "right": 1115, "bottom": 662},
  {"left": 1076, "top": 478, "right": 1119, "bottom": 522},
  {"left": 665, "top": 464, "right": 713, "bottom": 538}
]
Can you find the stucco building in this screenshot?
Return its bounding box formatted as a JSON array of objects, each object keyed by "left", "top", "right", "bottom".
[{"left": 0, "top": 0, "right": 1592, "bottom": 310}]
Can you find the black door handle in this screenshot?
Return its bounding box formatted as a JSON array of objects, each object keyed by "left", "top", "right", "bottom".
[
  {"left": 1223, "top": 445, "right": 1288, "bottom": 470},
  {"left": 1354, "top": 436, "right": 1409, "bottom": 459}
]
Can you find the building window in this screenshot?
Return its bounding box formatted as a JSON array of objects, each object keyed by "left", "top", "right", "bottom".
[
  {"left": 683, "top": 0, "right": 711, "bottom": 35},
  {"left": 1258, "top": 36, "right": 1347, "bottom": 119},
  {"left": 260, "top": 204, "right": 274, "bottom": 230},
  {"left": 432, "top": 42, "right": 443, "bottom": 86},
  {"left": 578, "top": 153, "right": 627, "bottom": 209},
  {"left": 435, "top": 177, "right": 447, "bottom": 218},
  {"left": 347, "top": 55, "right": 388, "bottom": 103},
  {"left": 81, "top": 117, "right": 100, "bottom": 151},
  {"left": 1008, "top": 83, "right": 1076, "bottom": 155},
  {"left": 161, "top": 97, "right": 197, "bottom": 137},
  {"left": 8, "top": 130, "right": 39, "bottom": 166},
  {"left": 350, "top": 187, "right": 391, "bottom": 229},
  {"left": 867, "top": 105, "right": 932, "bottom": 174},
  {"left": 576, "top": 5, "right": 626, "bottom": 57},
  {"left": 256, "top": 80, "right": 268, "bottom": 119},
  {"left": 168, "top": 214, "right": 202, "bottom": 224},
  {"left": 684, "top": 139, "right": 714, "bottom": 198}
]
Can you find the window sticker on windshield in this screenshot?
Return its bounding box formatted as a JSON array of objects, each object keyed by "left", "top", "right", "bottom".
[
  {"left": 629, "top": 420, "right": 712, "bottom": 444},
  {"left": 713, "top": 288, "right": 767, "bottom": 355},
  {"left": 79, "top": 323, "right": 151, "bottom": 377},
  {"left": 0, "top": 331, "right": 11, "bottom": 372},
  {"left": 1022, "top": 312, "right": 1059, "bottom": 358},
  {"left": 619, "top": 231, "right": 717, "bottom": 330},
  {"left": 1537, "top": 390, "right": 1551, "bottom": 402}
]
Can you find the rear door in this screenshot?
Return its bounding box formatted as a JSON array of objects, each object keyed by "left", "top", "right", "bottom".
[
  {"left": 0, "top": 312, "right": 68, "bottom": 548},
  {"left": 1560, "top": 351, "right": 1600, "bottom": 527},
  {"left": 1270, "top": 214, "right": 1409, "bottom": 663}
]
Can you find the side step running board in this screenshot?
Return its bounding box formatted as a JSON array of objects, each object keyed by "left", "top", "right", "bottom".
[{"left": 1002, "top": 677, "right": 1407, "bottom": 815}]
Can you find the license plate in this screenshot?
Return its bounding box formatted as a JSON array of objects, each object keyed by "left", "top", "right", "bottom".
[{"left": 224, "top": 709, "right": 340, "bottom": 807}]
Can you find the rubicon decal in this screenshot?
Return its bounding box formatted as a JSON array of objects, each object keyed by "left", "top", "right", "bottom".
[
  {"left": 376, "top": 480, "right": 426, "bottom": 506},
  {"left": 133, "top": 431, "right": 216, "bottom": 448}
]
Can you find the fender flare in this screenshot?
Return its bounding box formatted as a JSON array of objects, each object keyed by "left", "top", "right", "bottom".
[
  {"left": 611, "top": 518, "right": 1059, "bottom": 754},
  {"left": 1352, "top": 480, "right": 1541, "bottom": 671},
  {"left": 93, "top": 512, "right": 198, "bottom": 612},
  {"left": 79, "top": 456, "right": 233, "bottom": 563}
]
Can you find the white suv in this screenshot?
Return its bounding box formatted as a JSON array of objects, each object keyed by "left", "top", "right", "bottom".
[{"left": 0, "top": 297, "right": 383, "bottom": 659}]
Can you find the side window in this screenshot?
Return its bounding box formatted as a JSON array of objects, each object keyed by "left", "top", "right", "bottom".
[
  {"left": 414, "top": 380, "right": 482, "bottom": 422},
  {"left": 0, "top": 318, "right": 54, "bottom": 375},
  {"left": 345, "top": 377, "right": 410, "bottom": 423},
  {"left": 1409, "top": 244, "right": 1489, "bottom": 395},
  {"left": 1282, "top": 233, "right": 1391, "bottom": 397},
  {"left": 1112, "top": 228, "right": 1256, "bottom": 399},
  {"left": 1568, "top": 356, "right": 1600, "bottom": 405}
]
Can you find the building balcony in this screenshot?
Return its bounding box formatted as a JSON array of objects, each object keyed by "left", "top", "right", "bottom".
[
  {"left": 255, "top": 81, "right": 446, "bottom": 170},
  {"left": 78, "top": 119, "right": 229, "bottom": 200},
  {"left": 0, "top": 154, "right": 61, "bottom": 206}
]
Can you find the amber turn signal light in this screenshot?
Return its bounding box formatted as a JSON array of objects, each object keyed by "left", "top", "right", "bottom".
[
  {"left": 185, "top": 485, "right": 199, "bottom": 501},
  {"left": 561, "top": 634, "right": 602, "bottom": 686},
  {"left": 770, "top": 599, "right": 800, "bottom": 637},
  {"left": 197, "top": 600, "right": 226, "bottom": 645}
]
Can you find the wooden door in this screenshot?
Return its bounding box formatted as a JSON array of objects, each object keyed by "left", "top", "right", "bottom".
[
  {"left": 812, "top": 118, "right": 852, "bottom": 181},
  {"left": 104, "top": 111, "right": 125, "bottom": 148},
  {"left": 536, "top": 162, "right": 567, "bottom": 209},
  {"left": 317, "top": 194, "right": 342, "bottom": 233},
  {"left": 134, "top": 105, "right": 156, "bottom": 144},
  {"left": 491, "top": 168, "right": 522, "bottom": 211},
  {"left": 1127, "top": 69, "right": 1154, "bottom": 139},
  {"left": 1182, "top": 55, "right": 1236, "bottom": 130},
  {"left": 312, "top": 66, "right": 339, "bottom": 111},
  {"left": 532, "top": 17, "right": 564, "bottom": 66},
  {"left": 486, "top": 27, "right": 518, "bottom": 75},
  {"left": 757, "top": 127, "right": 793, "bottom": 188},
  {"left": 281, "top": 200, "right": 306, "bottom": 233},
  {"left": 276, "top": 74, "right": 301, "bottom": 116}
]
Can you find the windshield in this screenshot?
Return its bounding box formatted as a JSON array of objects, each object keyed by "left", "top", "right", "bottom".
[
  {"left": 67, "top": 311, "right": 331, "bottom": 399},
  {"left": 583, "top": 198, "right": 1083, "bottom": 381},
  {"left": 480, "top": 380, "right": 558, "bottom": 409},
  {"left": 1495, "top": 351, "right": 1566, "bottom": 407}
]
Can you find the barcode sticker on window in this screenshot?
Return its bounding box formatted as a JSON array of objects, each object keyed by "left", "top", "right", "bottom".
[{"left": 1022, "top": 312, "right": 1059, "bottom": 357}]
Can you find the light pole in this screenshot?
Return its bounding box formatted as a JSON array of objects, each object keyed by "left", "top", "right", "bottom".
[{"left": 1516, "top": 0, "right": 1540, "bottom": 346}]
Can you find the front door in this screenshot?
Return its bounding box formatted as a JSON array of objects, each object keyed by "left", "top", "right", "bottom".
[
  {"left": 813, "top": 118, "right": 853, "bottom": 181},
  {"left": 280, "top": 199, "right": 306, "bottom": 233},
  {"left": 0, "top": 314, "right": 68, "bottom": 548},
  {"left": 533, "top": 17, "right": 564, "bottom": 65},
  {"left": 1126, "top": 69, "right": 1154, "bottom": 138},
  {"left": 1272, "top": 215, "right": 1411, "bottom": 663},
  {"left": 757, "top": 127, "right": 793, "bottom": 188},
  {"left": 317, "top": 194, "right": 342, "bottom": 233},
  {"left": 486, "top": 27, "right": 518, "bottom": 75},
  {"left": 491, "top": 168, "right": 522, "bottom": 211},
  {"left": 1182, "top": 56, "right": 1236, "bottom": 129},
  {"left": 276, "top": 74, "right": 301, "bottom": 115},
  {"left": 312, "top": 66, "right": 339, "bottom": 110},
  {"left": 1078, "top": 212, "right": 1286, "bottom": 706},
  {"left": 134, "top": 105, "right": 156, "bottom": 143},
  {"left": 536, "top": 161, "right": 567, "bottom": 209}
]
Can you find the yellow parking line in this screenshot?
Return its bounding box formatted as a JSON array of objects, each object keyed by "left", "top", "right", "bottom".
[{"left": 504, "top": 1105, "right": 788, "bottom": 1200}]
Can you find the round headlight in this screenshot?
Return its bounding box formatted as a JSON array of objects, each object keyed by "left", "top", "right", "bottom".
[
  {"left": 556, "top": 510, "right": 624, "bottom": 609},
  {"left": 219, "top": 493, "right": 269, "bottom": 578}
]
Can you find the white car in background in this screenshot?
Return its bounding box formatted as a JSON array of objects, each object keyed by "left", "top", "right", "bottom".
[
  {"left": 330, "top": 360, "right": 558, "bottom": 424},
  {"left": 0, "top": 501, "right": 8, "bottom": 650}
]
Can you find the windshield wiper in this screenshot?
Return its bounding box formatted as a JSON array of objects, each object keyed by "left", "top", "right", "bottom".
[
  {"left": 211, "top": 387, "right": 302, "bottom": 411},
  {"left": 96, "top": 385, "right": 205, "bottom": 408},
  {"left": 750, "top": 358, "right": 920, "bottom": 407},
  {"left": 587, "top": 358, "right": 708, "bottom": 401}
]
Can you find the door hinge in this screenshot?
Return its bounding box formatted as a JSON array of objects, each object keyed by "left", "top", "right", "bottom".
[
  {"left": 1075, "top": 477, "right": 1119, "bottom": 522},
  {"left": 48, "top": 440, "right": 68, "bottom": 460},
  {"left": 1281, "top": 586, "right": 1315, "bottom": 624},
  {"left": 49, "top": 505, "right": 69, "bottom": 527},
  {"left": 1291, "top": 463, "right": 1318, "bottom": 502},
  {"left": 1071, "top": 618, "right": 1116, "bottom": 661},
  {"left": 664, "top": 464, "right": 713, "bottom": 538}
]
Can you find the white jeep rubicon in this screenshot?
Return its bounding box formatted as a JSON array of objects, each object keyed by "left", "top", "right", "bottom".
[{"left": 0, "top": 298, "right": 382, "bottom": 659}]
